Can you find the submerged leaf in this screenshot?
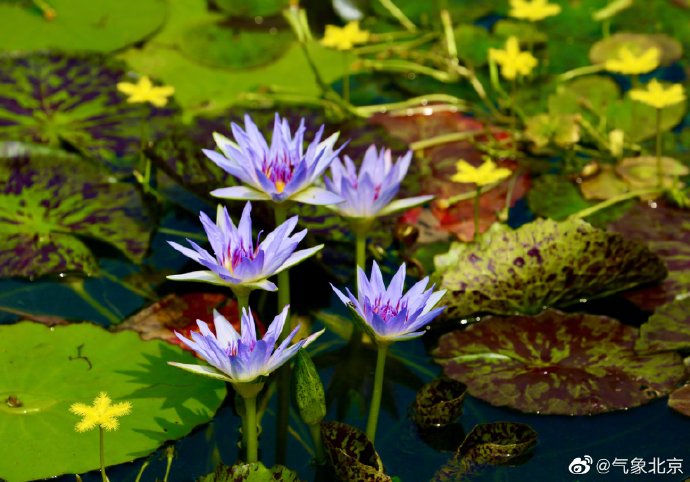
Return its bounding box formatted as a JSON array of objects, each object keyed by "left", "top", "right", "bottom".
[
  {"left": 321, "top": 421, "right": 391, "bottom": 482},
  {"left": 433, "top": 310, "right": 686, "bottom": 415},
  {"left": 637, "top": 298, "right": 690, "bottom": 353},
  {"left": 413, "top": 378, "right": 467, "bottom": 430},
  {"left": 437, "top": 218, "right": 666, "bottom": 317},
  {"left": 198, "top": 462, "right": 302, "bottom": 482},
  {"left": 0, "top": 145, "right": 151, "bottom": 278}
]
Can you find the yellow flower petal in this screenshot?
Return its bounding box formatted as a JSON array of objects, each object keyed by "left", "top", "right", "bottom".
[
  {"left": 630, "top": 79, "right": 686, "bottom": 109},
  {"left": 488, "top": 36, "right": 538, "bottom": 80},
  {"left": 604, "top": 46, "right": 660, "bottom": 75},
  {"left": 320, "top": 21, "right": 370, "bottom": 51},
  {"left": 117, "top": 76, "right": 175, "bottom": 107},
  {"left": 509, "top": 0, "right": 561, "bottom": 21},
  {"left": 451, "top": 159, "right": 512, "bottom": 186},
  {"left": 69, "top": 392, "right": 132, "bottom": 433}
]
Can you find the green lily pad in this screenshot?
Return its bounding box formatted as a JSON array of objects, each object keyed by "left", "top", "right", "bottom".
[
  {"left": 179, "top": 20, "right": 293, "bottom": 70},
  {"left": 524, "top": 113, "right": 580, "bottom": 149},
  {"left": 668, "top": 385, "right": 690, "bottom": 418},
  {"left": 527, "top": 175, "right": 590, "bottom": 220},
  {"left": 432, "top": 310, "right": 686, "bottom": 414},
  {"left": 432, "top": 422, "right": 537, "bottom": 482},
  {"left": 637, "top": 298, "right": 690, "bottom": 354},
  {"left": 214, "top": 0, "right": 288, "bottom": 17},
  {"left": 579, "top": 165, "right": 630, "bottom": 201},
  {"left": 0, "top": 51, "right": 179, "bottom": 174},
  {"left": 453, "top": 24, "right": 497, "bottom": 67},
  {"left": 437, "top": 218, "right": 666, "bottom": 317},
  {"left": 590, "top": 32, "right": 683, "bottom": 66},
  {"left": 550, "top": 76, "right": 620, "bottom": 117},
  {"left": 199, "top": 462, "right": 302, "bottom": 482},
  {"left": 321, "top": 421, "right": 391, "bottom": 482},
  {"left": 0, "top": 145, "right": 151, "bottom": 278},
  {"left": 413, "top": 378, "right": 467, "bottom": 430},
  {"left": 607, "top": 96, "right": 686, "bottom": 142},
  {"left": 493, "top": 19, "right": 548, "bottom": 45},
  {"left": 0, "top": 0, "right": 167, "bottom": 52},
  {"left": 0, "top": 321, "right": 226, "bottom": 482},
  {"left": 616, "top": 156, "right": 689, "bottom": 190},
  {"left": 608, "top": 202, "right": 690, "bottom": 310}
]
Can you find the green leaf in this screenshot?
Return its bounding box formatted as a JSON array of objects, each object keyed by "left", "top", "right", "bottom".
[
  {"left": 453, "top": 25, "right": 496, "bottom": 67},
  {"left": 524, "top": 113, "right": 580, "bottom": 149},
  {"left": 437, "top": 218, "right": 667, "bottom": 317},
  {"left": 637, "top": 297, "right": 690, "bottom": 354},
  {"left": 492, "top": 19, "right": 547, "bottom": 45},
  {"left": 0, "top": 0, "right": 167, "bottom": 52},
  {"left": 292, "top": 349, "right": 327, "bottom": 426},
  {"left": 432, "top": 310, "right": 686, "bottom": 414},
  {"left": 590, "top": 32, "right": 683, "bottom": 66},
  {"left": 321, "top": 421, "right": 392, "bottom": 482},
  {"left": 214, "top": 0, "right": 288, "bottom": 17},
  {"left": 198, "top": 462, "right": 302, "bottom": 482},
  {"left": 413, "top": 378, "right": 467, "bottom": 430},
  {"left": 0, "top": 321, "right": 226, "bottom": 482},
  {"left": 607, "top": 96, "right": 686, "bottom": 142},
  {"left": 0, "top": 52, "right": 179, "bottom": 174},
  {"left": 0, "top": 145, "right": 151, "bottom": 278}
]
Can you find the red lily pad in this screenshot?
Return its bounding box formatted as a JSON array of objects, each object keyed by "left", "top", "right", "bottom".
[
  {"left": 437, "top": 218, "right": 666, "bottom": 317},
  {"left": 321, "top": 421, "right": 391, "bottom": 482},
  {"left": 637, "top": 298, "right": 690, "bottom": 354},
  {"left": 0, "top": 144, "right": 151, "bottom": 278},
  {"left": 413, "top": 378, "right": 467, "bottom": 430},
  {"left": 668, "top": 385, "right": 690, "bottom": 417},
  {"left": 608, "top": 202, "right": 690, "bottom": 311},
  {"left": 370, "top": 111, "right": 529, "bottom": 241},
  {"left": 0, "top": 51, "right": 179, "bottom": 175},
  {"left": 432, "top": 310, "right": 686, "bottom": 415}
]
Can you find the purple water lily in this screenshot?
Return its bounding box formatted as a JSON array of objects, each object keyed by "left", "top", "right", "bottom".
[
  {"left": 332, "top": 261, "right": 446, "bottom": 343},
  {"left": 205, "top": 114, "right": 345, "bottom": 205},
  {"left": 169, "top": 306, "right": 324, "bottom": 384},
  {"left": 167, "top": 202, "right": 321, "bottom": 292},
  {"left": 324, "top": 145, "right": 433, "bottom": 219}
]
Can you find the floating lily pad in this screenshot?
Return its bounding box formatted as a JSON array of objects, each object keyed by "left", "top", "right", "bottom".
[
  {"left": 214, "top": 0, "right": 288, "bottom": 17},
  {"left": 453, "top": 24, "right": 497, "bottom": 67},
  {"left": 437, "top": 218, "right": 666, "bottom": 317},
  {"left": 608, "top": 202, "right": 690, "bottom": 310},
  {"left": 0, "top": 0, "right": 167, "bottom": 52},
  {"left": 668, "top": 385, "right": 690, "bottom": 418},
  {"left": 590, "top": 32, "right": 683, "bottom": 66},
  {"left": 432, "top": 422, "right": 537, "bottom": 482},
  {"left": 413, "top": 378, "right": 467, "bottom": 430},
  {"left": 179, "top": 20, "right": 293, "bottom": 70},
  {"left": 637, "top": 298, "right": 690, "bottom": 354},
  {"left": 579, "top": 164, "right": 630, "bottom": 201},
  {"left": 0, "top": 145, "right": 151, "bottom": 279},
  {"left": 524, "top": 113, "right": 580, "bottom": 149},
  {"left": 0, "top": 51, "right": 179, "bottom": 174},
  {"left": 607, "top": 96, "right": 686, "bottom": 142},
  {"left": 616, "top": 156, "right": 689, "bottom": 190},
  {"left": 432, "top": 310, "right": 686, "bottom": 414},
  {"left": 321, "top": 421, "right": 391, "bottom": 482},
  {"left": 0, "top": 321, "right": 226, "bottom": 482},
  {"left": 199, "top": 462, "right": 302, "bottom": 482}
]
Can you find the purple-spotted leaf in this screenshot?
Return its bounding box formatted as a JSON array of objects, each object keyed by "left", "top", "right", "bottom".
[
  {"left": 668, "top": 385, "right": 690, "bottom": 418},
  {"left": 437, "top": 218, "right": 666, "bottom": 318},
  {"left": 432, "top": 422, "right": 537, "bottom": 482},
  {"left": 0, "top": 52, "right": 179, "bottom": 175},
  {"left": 413, "top": 378, "right": 467, "bottom": 430},
  {"left": 198, "top": 462, "right": 302, "bottom": 482},
  {"left": 0, "top": 145, "right": 151, "bottom": 278},
  {"left": 321, "top": 421, "right": 391, "bottom": 482},
  {"left": 608, "top": 202, "right": 690, "bottom": 310},
  {"left": 433, "top": 310, "right": 686, "bottom": 415},
  {"left": 637, "top": 298, "right": 690, "bottom": 354}
]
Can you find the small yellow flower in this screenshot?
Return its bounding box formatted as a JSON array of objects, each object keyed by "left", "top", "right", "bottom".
[
  {"left": 605, "top": 46, "right": 660, "bottom": 75},
  {"left": 70, "top": 392, "right": 132, "bottom": 432},
  {"left": 509, "top": 0, "right": 562, "bottom": 22},
  {"left": 489, "top": 37, "right": 538, "bottom": 80},
  {"left": 321, "top": 21, "right": 370, "bottom": 51},
  {"left": 116, "top": 76, "right": 175, "bottom": 108},
  {"left": 451, "top": 158, "right": 512, "bottom": 186},
  {"left": 629, "top": 79, "right": 686, "bottom": 109}
]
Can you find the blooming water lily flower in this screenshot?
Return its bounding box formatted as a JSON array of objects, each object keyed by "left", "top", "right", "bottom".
[
  {"left": 629, "top": 79, "right": 686, "bottom": 109},
  {"left": 169, "top": 306, "right": 324, "bottom": 385},
  {"left": 167, "top": 202, "right": 322, "bottom": 292},
  {"left": 116, "top": 76, "right": 175, "bottom": 107},
  {"left": 604, "top": 46, "right": 660, "bottom": 75},
  {"left": 489, "top": 36, "right": 538, "bottom": 81},
  {"left": 321, "top": 21, "right": 370, "bottom": 50},
  {"left": 509, "top": 0, "right": 561, "bottom": 22},
  {"left": 70, "top": 392, "right": 132, "bottom": 432},
  {"left": 324, "top": 145, "right": 433, "bottom": 220},
  {"left": 205, "top": 114, "right": 345, "bottom": 205},
  {"left": 332, "top": 261, "right": 446, "bottom": 344}
]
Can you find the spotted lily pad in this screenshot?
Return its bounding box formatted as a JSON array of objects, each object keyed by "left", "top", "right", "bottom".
[
  {"left": 0, "top": 51, "right": 179, "bottom": 174},
  {"left": 0, "top": 145, "right": 151, "bottom": 278},
  {"left": 432, "top": 310, "right": 686, "bottom": 415},
  {"left": 199, "top": 462, "right": 302, "bottom": 482},
  {"left": 637, "top": 298, "right": 690, "bottom": 354},
  {"left": 608, "top": 202, "right": 690, "bottom": 310},
  {"left": 0, "top": 321, "right": 226, "bottom": 482},
  {"left": 437, "top": 218, "right": 666, "bottom": 318},
  {"left": 668, "top": 385, "right": 690, "bottom": 418},
  {"left": 432, "top": 422, "right": 537, "bottom": 482},
  {"left": 413, "top": 378, "right": 467, "bottom": 430},
  {"left": 321, "top": 421, "right": 391, "bottom": 482}
]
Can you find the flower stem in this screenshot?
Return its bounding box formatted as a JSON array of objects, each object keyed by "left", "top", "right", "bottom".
[
  {"left": 355, "top": 230, "right": 367, "bottom": 293},
  {"left": 656, "top": 108, "right": 663, "bottom": 189},
  {"left": 473, "top": 186, "right": 481, "bottom": 242},
  {"left": 243, "top": 395, "right": 259, "bottom": 463},
  {"left": 67, "top": 280, "right": 120, "bottom": 325},
  {"left": 99, "top": 427, "right": 107, "bottom": 482},
  {"left": 273, "top": 204, "right": 291, "bottom": 335},
  {"left": 569, "top": 188, "right": 662, "bottom": 220},
  {"left": 134, "top": 460, "right": 149, "bottom": 482},
  {"left": 503, "top": 170, "right": 520, "bottom": 221},
  {"left": 377, "top": 0, "right": 417, "bottom": 31},
  {"left": 366, "top": 343, "right": 388, "bottom": 443},
  {"left": 309, "top": 423, "right": 326, "bottom": 465},
  {"left": 235, "top": 291, "right": 250, "bottom": 320},
  {"left": 343, "top": 51, "right": 350, "bottom": 103}
]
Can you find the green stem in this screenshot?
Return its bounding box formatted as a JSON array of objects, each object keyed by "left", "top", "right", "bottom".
[
  {"left": 569, "top": 188, "right": 662, "bottom": 220},
  {"left": 243, "top": 396, "right": 258, "bottom": 463},
  {"left": 99, "top": 427, "right": 107, "bottom": 482},
  {"left": 343, "top": 51, "right": 350, "bottom": 103},
  {"left": 366, "top": 344, "right": 388, "bottom": 443},
  {"left": 557, "top": 64, "right": 605, "bottom": 83},
  {"left": 234, "top": 291, "right": 250, "bottom": 320},
  {"left": 309, "top": 423, "right": 327, "bottom": 465},
  {"left": 377, "top": 0, "right": 417, "bottom": 31},
  {"left": 510, "top": 79, "right": 518, "bottom": 161},
  {"left": 473, "top": 186, "right": 481, "bottom": 242},
  {"left": 410, "top": 131, "right": 479, "bottom": 151},
  {"left": 273, "top": 204, "right": 291, "bottom": 337},
  {"left": 68, "top": 280, "right": 120, "bottom": 325},
  {"left": 503, "top": 171, "right": 519, "bottom": 222},
  {"left": 656, "top": 108, "right": 663, "bottom": 189},
  {"left": 134, "top": 460, "right": 149, "bottom": 482},
  {"left": 355, "top": 230, "right": 367, "bottom": 291},
  {"left": 157, "top": 227, "right": 207, "bottom": 241},
  {"left": 163, "top": 447, "right": 174, "bottom": 482}
]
